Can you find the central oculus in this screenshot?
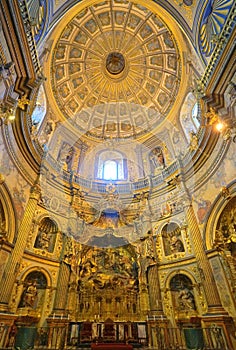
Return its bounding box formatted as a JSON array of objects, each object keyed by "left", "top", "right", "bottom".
[{"left": 106, "top": 52, "right": 125, "bottom": 75}]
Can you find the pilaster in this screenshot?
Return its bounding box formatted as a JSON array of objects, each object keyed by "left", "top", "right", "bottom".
[
  {"left": 52, "top": 260, "right": 70, "bottom": 315},
  {"left": 0, "top": 182, "right": 41, "bottom": 310},
  {"left": 185, "top": 202, "right": 235, "bottom": 349}
]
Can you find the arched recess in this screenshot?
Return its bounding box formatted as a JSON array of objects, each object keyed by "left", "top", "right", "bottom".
[
  {"left": 204, "top": 180, "right": 236, "bottom": 250},
  {"left": 18, "top": 270, "right": 47, "bottom": 310},
  {"left": 0, "top": 181, "right": 16, "bottom": 243},
  {"left": 169, "top": 274, "right": 196, "bottom": 312},
  {"left": 165, "top": 270, "right": 200, "bottom": 322},
  {"left": 34, "top": 216, "right": 59, "bottom": 253},
  {"left": 15, "top": 267, "right": 53, "bottom": 319},
  {"left": 161, "top": 222, "right": 185, "bottom": 256}
]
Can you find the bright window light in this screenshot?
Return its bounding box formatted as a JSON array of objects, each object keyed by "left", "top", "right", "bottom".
[{"left": 103, "top": 160, "right": 117, "bottom": 180}]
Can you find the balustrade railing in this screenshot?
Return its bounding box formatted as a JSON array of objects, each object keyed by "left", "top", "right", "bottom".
[{"left": 0, "top": 324, "right": 229, "bottom": 350}]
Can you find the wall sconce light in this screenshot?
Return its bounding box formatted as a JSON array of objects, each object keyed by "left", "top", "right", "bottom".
[{"left": 215, "top": 121, "right": 226, "bottom": 133}]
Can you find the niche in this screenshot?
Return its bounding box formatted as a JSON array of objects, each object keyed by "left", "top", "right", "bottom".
[
  {"left": 162, "top": 222, "right": 184, "bottom": 255},
  {"left": 34, "top": 217, "right": 58, "bottom": 253}
]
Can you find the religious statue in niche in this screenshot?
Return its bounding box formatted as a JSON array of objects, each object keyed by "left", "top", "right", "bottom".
[
  {"left": 38, "top": 119, "right": 56, "bottom": 150},
  {"left": 149, "top": 146, "right": 165, "bottom": 174},
  {"left": 170, "top": 274, "right": 196, "bottom": 313},
  {"left": 34, "top": 217, "right": 57, "bottom": 253},
  {"left": 178, "top": 287, "right": 196, "bottom": 310},
  {"left": 65, "top": 146, "right": 75, "bottom": 172},
  {"left": 57, "top": 142, "right": 75, "bottom": 171},
  {"left": 23, "top": 281, "right": 38, "bottom": 308},
  {"left": 18, "top": 280, "right": 38, "bottom": 309},
  {"left": 170, "top": 235, "right": 185, "bottom": 254},
  {"left": 162, "top": 223, "right": 185, "bottom": 256},
  {"left": 34, "top": 230, "right": 51, "bottom": 251},
  {"left": 18, "top": 271, "right": 47, "bottom": 310}
]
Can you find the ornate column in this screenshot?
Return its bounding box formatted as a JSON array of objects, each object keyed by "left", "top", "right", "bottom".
[
  {"left": 185, "top": 201, "right": 235, "bottom": 349},
  {"left": 147, "top": 265, "right": 164, "bottom": 315},
  {"left": 0, "top": 181, "right": 41, "bottom": 311},
  {"left": 147, "top": 258, "right": 169, "bottom": 347},
  {"left": 186, "top": 202, "right": 224, "bottom": 310},
  {"left": 53, "top": 262, "right": 70, "bottom": 315},
  {"left": 52, "top": 234, "right": 71, "bottom": 317}
]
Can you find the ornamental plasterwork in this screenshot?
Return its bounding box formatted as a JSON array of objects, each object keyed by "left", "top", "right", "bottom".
[
  {"left": 18, "top": 94, "right": 30, "bottom": 110},
  {"left": 51, "top": 0, "right": 181, "bottom": 140}
]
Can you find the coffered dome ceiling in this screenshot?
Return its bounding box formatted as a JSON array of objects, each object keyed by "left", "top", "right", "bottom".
[{"left": 50, "top": 0, "right": 183, "bottom": 140}]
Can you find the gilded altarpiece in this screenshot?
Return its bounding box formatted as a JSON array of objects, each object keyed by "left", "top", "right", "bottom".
[{"left": 76, "top": 245, "right": 140, "bottom": 322}]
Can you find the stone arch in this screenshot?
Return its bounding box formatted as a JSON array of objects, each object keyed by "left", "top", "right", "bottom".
[
  {"left": 18, "top": 265, "right": 53, "bottom": 288},
  {"left": 0, "top": 180, "right": 16, "bottom": 243},
  {"left": 165, "top": 269, "right": 197, "bottom": 292}
]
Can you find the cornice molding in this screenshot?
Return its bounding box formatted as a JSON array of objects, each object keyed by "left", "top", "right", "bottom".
[{"left": 0, "top": 0, "right": 41, "bottom": 95}]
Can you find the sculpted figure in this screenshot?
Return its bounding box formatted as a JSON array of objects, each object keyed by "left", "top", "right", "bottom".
[
  {"left": 178, "top": 287, "right": 195, "bottom": 310},
  {"left": 23, "top": 281, "right": 38, "bottom": 308}
]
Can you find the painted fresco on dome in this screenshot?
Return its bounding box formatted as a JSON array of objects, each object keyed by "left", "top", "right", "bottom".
[
  {"left": 27, "top": 0, "right": 47, "bottom": 43},
  {"left": 50, "top": 1, "right": 181, "bottom": 140},
  {"left": 199, "top": 0, "right": 234, "bottom": 58}
]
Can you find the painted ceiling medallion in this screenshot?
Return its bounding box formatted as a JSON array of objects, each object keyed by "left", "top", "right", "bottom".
[
  {"left": 106, "top": 52, "right": 125, "bottom": 75},
  {"left": 51, "top": 0, "right": 181, "bottom": 139}
]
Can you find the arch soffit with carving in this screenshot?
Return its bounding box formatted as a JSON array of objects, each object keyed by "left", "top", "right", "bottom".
[{"left": 16, "top": 265, "right": 54, "bottom": 288}]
